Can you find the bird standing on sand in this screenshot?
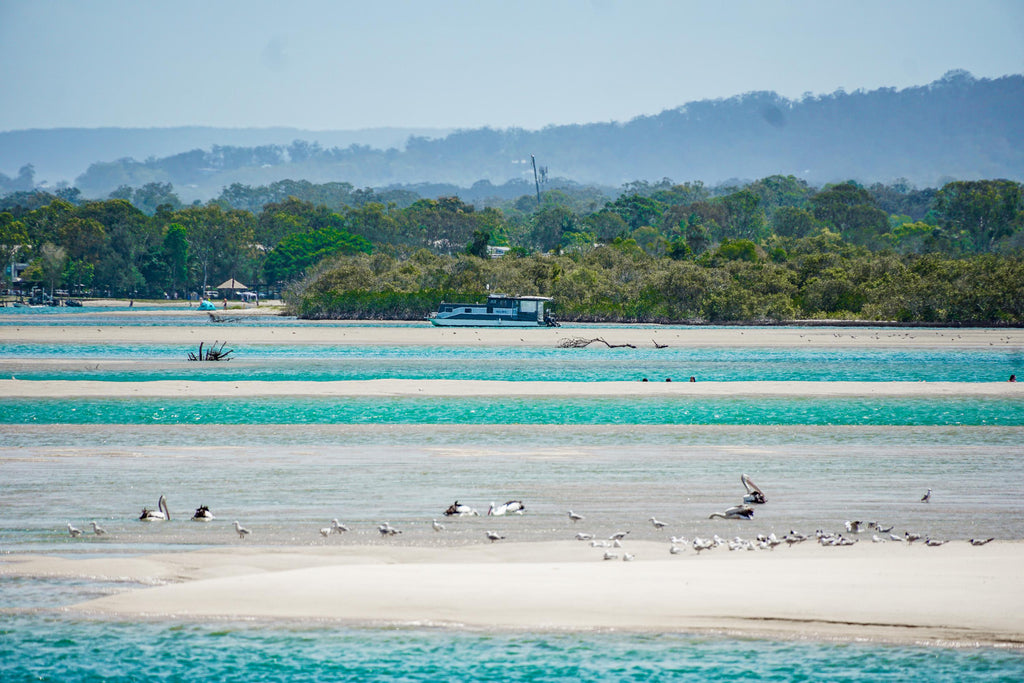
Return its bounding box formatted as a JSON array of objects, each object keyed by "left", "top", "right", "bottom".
[
  {"left": 921, "top": 488, "right": 932, "bottom": 503},
  {"left": 568, "top": 510, "right": 585, "bottom": 523},
  {"left": 378, "top": 522, "right": 401, "bottom": 536},
  {"left": 232, "top": 521, "right": 251, "bottom": 539},
  {"left": 431, "top": 519, "right": 445, "bottom": 532},
  {"left": 649, "top": 517, "right": 667, "bottom": 529},
  {"left": 485, "top": 530, "right": 505, "bottom": 543},
  {"left": 609, "top": 531, "right": 630, "bottom": 541},
  {"left": 67, "top": 522, "right": 82, "bottom": 538},
  {"left": 89, "top": 521, "right": 106, "bottom": 536},
  {"left": 331, "top": 519, "right": 349, "bottom": 533}
]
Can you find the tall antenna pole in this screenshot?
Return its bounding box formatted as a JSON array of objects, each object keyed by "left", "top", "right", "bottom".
[{"left": 531, "top": 154, "right": 541, "bottom": 205}]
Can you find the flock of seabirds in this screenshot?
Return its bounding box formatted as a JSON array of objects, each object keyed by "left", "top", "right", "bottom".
[{"left": 62, "top": 475, "right": 995, "bottom": 559}]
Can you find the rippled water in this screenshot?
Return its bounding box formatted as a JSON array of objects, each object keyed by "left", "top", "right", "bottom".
[{"left": 2, "top": 319, "right": 1023, "bottom": 678}]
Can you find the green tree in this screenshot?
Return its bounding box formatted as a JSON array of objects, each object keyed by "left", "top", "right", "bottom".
[
  {"left": 933, "top": 180, "right": 1023, "bottom": 253},
  {"left": 0, "top": 212, "right": 29, "bottom": 290},
  {"left": 163, "top": 223, "right": 189, "bottom": 295}
]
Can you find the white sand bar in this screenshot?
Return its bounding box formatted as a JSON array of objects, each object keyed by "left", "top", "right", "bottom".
[
  {"left": 5, "top": 541, "right": 1015, "bottom": 645},
  {"left": 2, "top": 323, "right": 1023, "bottom": 348}
]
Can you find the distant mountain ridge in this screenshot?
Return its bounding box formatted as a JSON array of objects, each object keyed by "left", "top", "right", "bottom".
[{"left": 2, "top": 71, "right": 1022, "bottom": 201}]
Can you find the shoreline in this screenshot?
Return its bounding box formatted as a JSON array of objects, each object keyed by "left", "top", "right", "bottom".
[{"left": 5, "top": 541, "right": 1021, "bottom": 648}]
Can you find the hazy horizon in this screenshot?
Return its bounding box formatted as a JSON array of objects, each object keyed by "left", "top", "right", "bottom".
[{"left": 2, "top": 0, "right": 1022, "bottom": 133}]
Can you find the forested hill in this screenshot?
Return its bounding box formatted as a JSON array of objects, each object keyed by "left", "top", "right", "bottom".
[{"left": 3, "top": 71, "right": 1023, "bottom": 201}]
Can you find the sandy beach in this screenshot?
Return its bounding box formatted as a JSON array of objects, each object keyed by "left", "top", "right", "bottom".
[
  {"left": 3, "top": 314, "right": 1023, "bottom": 649},
  {"left": 2, "top": 541, "right": 1019, "bottom": 646}
]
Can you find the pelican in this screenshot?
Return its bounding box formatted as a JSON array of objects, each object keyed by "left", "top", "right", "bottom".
[
  {"left": 444, "top": 501, "right": 480, "bottom": 517},
  {"left": 970, "top": 537, "right": 994, "bottom": 546},
  {"left": 89, "top": 521, "right": 107, "bottom": 536},
  {"left": 921, "top": 488, "right": 932, "bottom": 503},
  {"left": 649, "top": 517, "right": 667, "bottom": 530},
  {"left": 568, "top": 510, "right": 585, "bottom": 523},
  {"left": 139, "top": 495, "right": 170, "bottom": 521},
  {"left": 191, "top": 505, "right": 214, "bottom": 522},
  {"left": 488, "top": 500, "right": 525, "bottom": 516},
  {"left": 708, "top": 505, "right": 754, "bottom": 520},
  {"left": 431, "top": 519, "right": 445, "bottom": 532},
  {"left": 485, "top": 530, "right": 505, "bottom": 543},
  {"left": 740, "top": 473, "right": 767, "bottom": 504},
  {"left": 67, "top": 522, "right": 82, "bottom": 538},
  {"left": 232, "top": 521, "right": 250, "bottom": 539},
  {"left": 331, "top": 519, "right": 349, "bottom": 533}
]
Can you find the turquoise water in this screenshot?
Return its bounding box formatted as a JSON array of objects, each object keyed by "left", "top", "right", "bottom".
[
  {"left": 3, "top": 321, "right": 1024, "bottom": 678},
  {"left": 1, "top": 614, "right": 1022, "bottom": 682},
  {"left": 2, "top": 342, "right": 1021, "bottom": 382},
  {"left": 3, "top": 395, "right": 1023, "bottom": 425}
]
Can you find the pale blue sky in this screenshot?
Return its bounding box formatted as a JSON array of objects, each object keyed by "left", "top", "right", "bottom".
[{"left": 1, "top": 0, "right": 1022, "bottom": 132}]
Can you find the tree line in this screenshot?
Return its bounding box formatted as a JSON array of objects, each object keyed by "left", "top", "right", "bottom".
[{"left": 1, "top": 175, "right": 1022, "bottom": 323}]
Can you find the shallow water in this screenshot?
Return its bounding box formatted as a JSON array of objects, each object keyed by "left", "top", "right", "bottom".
[{"left": 2, "top": 321, "right": 1023, "bottom": 677}]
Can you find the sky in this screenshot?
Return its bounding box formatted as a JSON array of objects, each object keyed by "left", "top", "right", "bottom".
[{"left": 1, "top": 0, "right": 1022, "bottom": 132}]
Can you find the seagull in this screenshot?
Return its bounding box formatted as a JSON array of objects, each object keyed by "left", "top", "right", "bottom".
[
  {"left": 89, "top": 521, "right": 107, "bottom": 536},
  {"left": 670, "top": 535, "right": 688, "bottom": 545},
  {"left": 871, "top": 534, "right": 886, "bottom": 543},
  {"left": 378, "top": 522, "right": 401, "bottom": 536},
  {"left": 331, "top": 519, "right": 349, "bottom": 533},
  {"left": 319, "top": 526, "right": 333, "bottom": 537},
  {"left": 603, "top": 551, "right": 618, "bottom": 560},
  {"left": 431, "top": 519, "right": 445, "bottom": 532},
  {"left": 925, "top": 537, "right": 946, "bottom": 547},
  {"left": 575, "top": 532, "right": 594, "bottom": 541},
  {"left": 612, "top": 539, "right": 623, "bottom": 548},
  {"left": 568, "top": 510, "right": 585, "bottom": 523},
  {"left": 232, "top": 521, "right": 251, "bottom": 539},
  {"left": 845, "top": 520, "right": 865, "bottom": 534},
  {"left": 905, "top": 531, "right": 922, "bottom": 544},
  {"left": 921, "top": 488, "right": 932, "bottom": 503},
  {"left": 67, "top": 522, "right": 82, "bottom": 538},
  {"left": 622, "top": 553, "right": 635, "bottom": 562},
  {"left": 692, "top": 537, "right": 715, "bottom": 554},
  {"left": 669, "top": 545, "right": 682, "bottom": 554},
  {"left": 609, "top": 531, "right": 630, "bottom": 541},
  {"left": 889, "top": 533, "right": 904, "bottom": 542},
  {"left": 708, "top": 505, "right": 754, "bottom": 520},
  {"left": 969, "top": 537, "right": 994, "bottom": 546},
  {"left": 485, "top": 530, "right": 505, "bottom": 543},
  {"left": 649, "top": 517, "right": 667, "bottom": 530}
]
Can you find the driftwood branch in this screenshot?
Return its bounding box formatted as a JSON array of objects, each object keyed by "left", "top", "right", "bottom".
[
  {"left": 187, "top": 340, "right": 234, "bottom": 361},
  {"left": 652, "top": 339, "right": 668, "bottom": 348},
  {"left": 557, "top": 336, "right": 636, "bottom": 349}
]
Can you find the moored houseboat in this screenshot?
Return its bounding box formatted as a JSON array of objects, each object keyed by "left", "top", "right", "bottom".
[{"left": 429, "top": 294, "right": 558, "bottom": 327}]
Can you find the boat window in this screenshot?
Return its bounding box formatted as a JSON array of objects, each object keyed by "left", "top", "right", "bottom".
[
  {"left": 520, "top": 300, "right": 537, "bottom": 313},
  {"left": 464, "top": 307, "right": 472, "bottom": 313}
]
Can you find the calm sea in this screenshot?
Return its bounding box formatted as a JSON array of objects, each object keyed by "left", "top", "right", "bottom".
[{"left": 1, "top": 313, "right": 1023, "bottom": 679}]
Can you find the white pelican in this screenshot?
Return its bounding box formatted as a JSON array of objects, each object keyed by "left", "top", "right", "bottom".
[
  {"left": 232, "top": 520, "right": 251, "bottom": 539},
  {"left": 649, "top": 517, "right": 667, "bottom": 529},
  {"left": 431, "top": 519, "right": 445, "bottom": 532},
  {"left": 89, "top": 521, "right": 107, "bottom": 536},
  {"left": 970, "top": 537, "right": 994, "bottom": 546},
  {"left": 67, "top": 522, "right": 82, "bottom": 538},
  {"left": 568, "top": 510, "right": 585, "bottom": 523},
  {"left": 443, "top": 501, "right": 479, "bottom": 517},
  {"left": 488, "top": 500, "right": 525, "bottom": 516},
  {"left": 191, "top": 505, "right": 214, "bottom": 522},
  {"left": 485, "top": 530, "right": 505, "bottom": 542},
  {"left": 708, "top": 505, "right": 754, "bottom": 520},
  {"left": 921, "top": 488, "right": 932, "bottom": 503},
  {"left": 740, "top": 473, "right": 767, "bottom": 504},
  {"left": 139, "top": 495, "right": 170, "bottom": 521},
  {"left": 331, "top": 519, "right": 349, "bottom": 533}
]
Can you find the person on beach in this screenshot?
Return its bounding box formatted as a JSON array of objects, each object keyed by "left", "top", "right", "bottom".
[
  {"left": 1011, "top": 374, "right": 1017, "bottom": 382},
  {"left": 689, "top": 376, "right": 696, "bottom": 382}
]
